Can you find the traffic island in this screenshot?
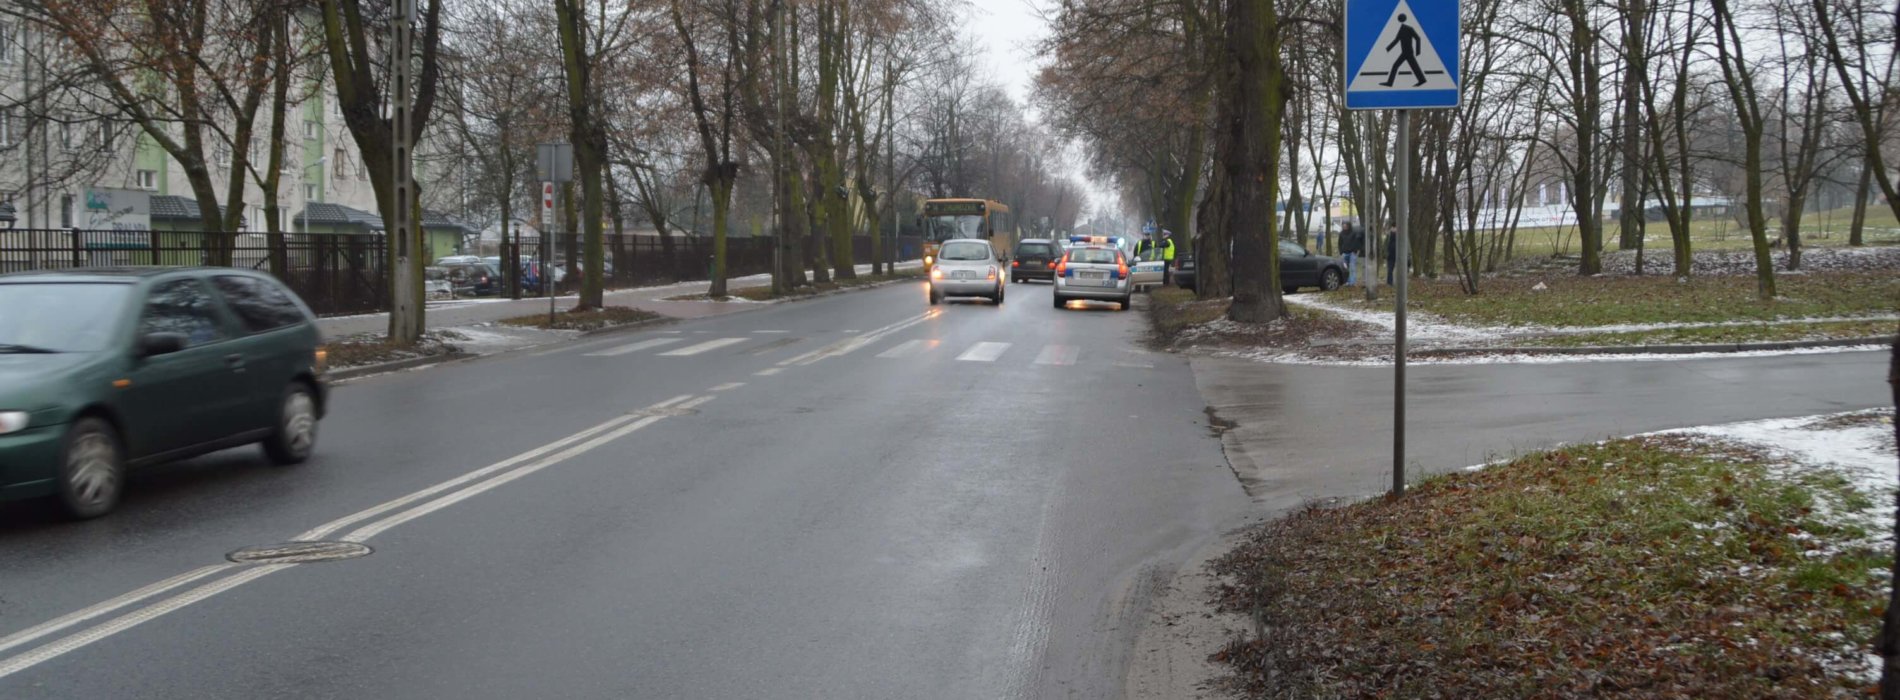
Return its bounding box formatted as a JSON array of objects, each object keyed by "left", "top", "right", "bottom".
[
  {"left": 499, "top": 306, "right": 663, "bottom": 332},
  {"left": 1205, "top": 415, "right": 1895, "bottom": 698}
]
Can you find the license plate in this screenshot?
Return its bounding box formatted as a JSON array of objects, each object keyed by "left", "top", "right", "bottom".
[
  {"left": 1082, "top": 270, "right": 1106, "bottom": 279},
  {"left": 954, "top": 271, "right": 975, "bottom": 280}
]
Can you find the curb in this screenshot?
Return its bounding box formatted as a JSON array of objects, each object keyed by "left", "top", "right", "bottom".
[
  {"left": 1412, "top": 336, "right": 1892, "bottom": 357},
  {"left": 326, "top": 352, "right": 472, "bottom": 381}
]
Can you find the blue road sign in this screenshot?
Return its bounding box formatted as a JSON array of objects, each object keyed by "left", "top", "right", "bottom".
[{"left": 1344, "top": 0, "right": 1460, "bottom": 110}]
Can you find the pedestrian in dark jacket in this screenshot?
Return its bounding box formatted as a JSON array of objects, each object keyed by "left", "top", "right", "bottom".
[
  {"left": 1339, "top": 222, "right": 1364, "bottom": 285},
  {"left": 1382, "top": 225, "right": 1398, "bottom": 285}
]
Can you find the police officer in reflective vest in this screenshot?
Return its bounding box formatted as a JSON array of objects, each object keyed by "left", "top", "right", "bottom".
[{"left": 1157, "top": 231, "right": 1177, "bottom": 285}]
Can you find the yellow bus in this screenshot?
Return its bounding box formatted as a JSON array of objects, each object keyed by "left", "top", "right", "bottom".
[{"left": 920, "top": 199, "right": 1012, "bottom": 271}]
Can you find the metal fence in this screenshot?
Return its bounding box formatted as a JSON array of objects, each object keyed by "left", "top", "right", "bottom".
[
  {"left": 0, "top": 228, "right": 389, "bottom": 316},
  {"left": 2, "top": 228, "right": 926, "bottom": 316}
]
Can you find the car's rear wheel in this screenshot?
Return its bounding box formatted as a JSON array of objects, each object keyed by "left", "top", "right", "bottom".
[
  {"left": 928, "top": 285, "right": 942, "bottom": 305},
  {"left": 1119, "top": 296, "right": 1132, "bottom": 311},
  {"left": 994, "top": 284, "right": 1005, "bottom": 304},
  {"left": 1320, "top": 268, "right": 1343, "bottom": 291},
  {"left": 57, "top": 418, "right": 124, "bottom": 520},
  {"left": 263, "top": 383, "right": 319, "bottom": 466},
  {"left": 1052, "top": 293, "right": 1065, "bottom": 309}
]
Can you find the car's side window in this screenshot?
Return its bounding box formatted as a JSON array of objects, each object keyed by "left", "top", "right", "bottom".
[
  {"left": 140, "top": 279, "right": 227, "bottom": 348},
  {"left": 1279, "top": 241, "right": 1305, "bottom": 257},
  {"left": 211, "top": 275, "right": 307, "bottom": 333}
]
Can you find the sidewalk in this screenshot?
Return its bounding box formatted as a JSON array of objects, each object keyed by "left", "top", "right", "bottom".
[{"left": 318, "top": 261, "right": 917, "bottom": 339}]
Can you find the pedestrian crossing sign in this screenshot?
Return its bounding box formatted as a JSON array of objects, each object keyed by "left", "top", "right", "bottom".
[{"left": 1344, "top": 0, "right": 1461, "bottom": 110}]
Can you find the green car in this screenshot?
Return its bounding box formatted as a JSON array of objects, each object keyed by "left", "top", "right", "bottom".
[{"left": 0, "top": 268, "right": 328, "bottom": 519}]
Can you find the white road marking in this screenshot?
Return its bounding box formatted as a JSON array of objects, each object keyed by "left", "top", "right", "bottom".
[
  {"left": 1113, "top": 360, "right": 1155, "bottom": 369},
  {"left": 586, "top": 337, "right": 685, "bottom": 357},
  {"left": 0, "top": 564, "right": 235, "bottom": 656},
  {"left": 0, "top": 394, "right": 713, "bottom": 679},
  {"left": 0, "top": 564, "right": 293, "bottom": 681},
  {"left": 1034, "top": 345, "right": 1080, "bottom": 366},
  {"left": 755, "top": 368, "right": 784, "bottom": 376},
  {"left": 876, "top": 339, "right": 938, "bottom": 359},
  {"left": 658, "top": 337, "right": 748, "bottom": 356},
  {"left": 296, "top": 394, "right": 696, "bottom": 541},
  {"left": 957, "top": 342, "right": 1012, "bottom": 362},
  {"left": 529, "top": 337, "right": 632, "bottom": 357},
  {"left": 779, "top": 311, "right": 937, "bottom": 366},
  {"left": 752, "top": 330, "right": 790, "bottom": 334},
  {"left": 710, "top": 382, "right": 745, "bottom": 392}
]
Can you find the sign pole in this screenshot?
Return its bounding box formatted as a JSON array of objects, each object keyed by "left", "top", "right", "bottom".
[{"left": 1393, "top": 110, "right": 1410, "bottom": 497}]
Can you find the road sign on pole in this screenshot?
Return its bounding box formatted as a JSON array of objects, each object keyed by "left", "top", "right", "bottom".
[
  {"left": 1344, "top": 0, "right": 1461, "bottom": 110},
  {"left": 1343, "top": 0, "right": 1458, "bottom": 497}
]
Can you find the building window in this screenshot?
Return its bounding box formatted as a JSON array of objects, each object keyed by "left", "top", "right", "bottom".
[
  {"left": 304, "top": 183, "right": 318, "bottom": 201},
  {"left": 60, "top": 195, "right": 74, "bottom": 228},
  {"left": 0, "top": 109, "right": 13, "bottom": 147},
  {"left": 135, "top": 170, "right": 158, "bottom": 190},
  {"left": 95, "top": 121, "right": 114, "bottom": 151},
  {"left": 59, "top": 122, "right": 73, "bottom": 150},
  {"left": 304, "top": 120, "right": 318, "bottom": 140},
  {"left": 0, "top": 22, "right": 13, "bottom": 64},
  {"left": 333, "top": 148, "right": 347, "bottom": 180}
]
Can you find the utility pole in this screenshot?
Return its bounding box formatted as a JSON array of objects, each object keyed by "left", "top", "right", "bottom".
[{"left": 388, "top": 0, "right": 422, "bottom": 342}]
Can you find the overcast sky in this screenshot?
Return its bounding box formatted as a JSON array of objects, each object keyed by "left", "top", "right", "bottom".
[
  {"left": 964, "top": 0, "right": 1119, "bottom": 218},
  {"left": 967, "top": 0, "right": 1049, "bottom": 103}
]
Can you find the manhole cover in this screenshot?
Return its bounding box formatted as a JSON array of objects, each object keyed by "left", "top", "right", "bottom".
[
  {"left": 227, "top": 541, "right": 372, "bottom": 565},
  {"left": 631, "top": 406, "right": 699, "bottom": 418}
]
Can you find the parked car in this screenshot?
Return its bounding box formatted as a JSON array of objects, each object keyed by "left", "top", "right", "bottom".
[
  {"left": 441, "top": 262, "right": 502, "bottom": 297},
  {"left": 1276, "top": 240, "right": 1348, "bottom": 293},
  {"left": 423, "top": 267, "right": 455, "bottom": 300},
  {"left": 1170, "top": 242, "right": 1346, "bottom": 293},
  {"left": 927, "top": 239, "right": 1005, "bottom": 305},
  {"left": 0, "top": 268, "right": 327, "bottom": 518},
  {"left": 434, "top": 255, "right": 482, "bottom": 266},
  {"left": 1129, "top": 248, "right": 1167, "bottom": 290},
  {"left": 1174, "top": 254, "right": 1197, "bottom": 290},
  {"left": 1052, "top": 245, "right": 1132, "bottom": 310},
  {"left": 1009, "top": 239, "right": 1060, "bottom": 283}
]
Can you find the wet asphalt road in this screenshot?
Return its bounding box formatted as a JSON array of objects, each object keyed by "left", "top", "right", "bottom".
[
  {"left": 0, "top": 280, "right": 1887, "bottom": 698},
  {"left": 0, "top": 280, "right": 1246, "bottom": 699}
]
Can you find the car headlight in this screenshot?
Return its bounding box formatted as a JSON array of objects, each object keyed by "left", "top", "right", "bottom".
[{"left": 0, "top": 411, "right": 28, "bottom": 435}]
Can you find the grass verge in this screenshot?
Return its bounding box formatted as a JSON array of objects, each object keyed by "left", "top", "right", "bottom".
[
  {"left": 1148, "top": 287, "right": 1382, "bottom": 351},
  {"left": 498, "top": 306, "right": 661, "bottom": 332},
  {"left": 1527, "top": 319, "right": 1898, "bottom": 348},
  {"left": 323, "top": 331, "right": 461, "bottom": 369},
  {"left": 1330, "top": 271, "right": 1899, "bottom": 327},
  {"left": 1211, "top": 437, "right": 1886, "bottom": 698}
]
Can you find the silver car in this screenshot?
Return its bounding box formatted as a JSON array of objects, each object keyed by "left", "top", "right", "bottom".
[
  {"left": 928, "top": 239, "right": 1005, "bottom": 305},
  {"left": 1053, "top": 245, "right": 1132, "bottom": 310}
]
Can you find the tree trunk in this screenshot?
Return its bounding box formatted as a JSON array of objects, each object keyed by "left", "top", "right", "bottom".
[
  {"left": 263, "top": 7, "right": 292, "bottom": 279},
  {"left": 555, "top": 0, "right": 605, "bottom": 310},
  {"left": 1852, "top": 153, "right": 1872, "bottom": 247},
  {"left": 710, "top": 179, "right": 732, "bottom": 297},
  {"left": 1618, "top": 0, "right": 1647, "bottom": 254},
  {"left": 1223, "top": 0, "right": 1287, "bottom": 324},
  {"left": 1712, "top": 0, "right": 1775, "bottom": 299}
]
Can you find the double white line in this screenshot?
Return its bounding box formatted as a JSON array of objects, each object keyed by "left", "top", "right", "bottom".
[
  {"left": 0, "top": 393, "right": 711, "bottom": 681},
  {"left": 777, "top": 309, "right": 939, "bottom": 367}
]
